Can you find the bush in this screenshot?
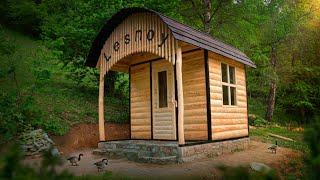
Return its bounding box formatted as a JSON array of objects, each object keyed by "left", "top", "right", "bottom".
[
  {"left": 32, "top": 117, "right": 69, "bottom": 136},
  {"left": 105, "top": 96, "right": 129, "bottom": 123},
  {"left": 0, "top": 0, "right": 44, "bottom": 37},
  {"left": 304, "top": 115, "right": 320, "bottom": 179},
  {"left": 0, "top": 144, "right": 73, "bottom": 179},
  {"left": 249, "top": 114, "right": 270, "bottom": 127},
  {"left": 0, "top": 90, "right": 41, "bottom": 144}
]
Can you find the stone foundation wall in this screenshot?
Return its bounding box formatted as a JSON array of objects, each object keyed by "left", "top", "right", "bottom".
[
  {"left": 94, "top": 137, "right": 250, "bottom": 164},
  {"left": 178, "top": 137, "right": 250, "bottom": 162},
  {"left": 95, "top": 140, "right": 179, "bottom": 164}
]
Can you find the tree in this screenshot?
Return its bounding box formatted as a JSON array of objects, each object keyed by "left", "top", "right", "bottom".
[{"left": 261, "top": 0, "right": 315, "bottom": 121}]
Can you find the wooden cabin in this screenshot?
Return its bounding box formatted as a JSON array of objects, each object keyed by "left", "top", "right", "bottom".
[{"left": 85, "top": 8, "right": 256, "bottom": 146}]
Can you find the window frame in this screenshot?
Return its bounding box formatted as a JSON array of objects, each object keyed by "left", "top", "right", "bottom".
[
  {"left": 158, "top": 70, "right": 168, "bottom": 108},
  {"left": 221, "top": 63, "right": 237, "bottom": 106}
]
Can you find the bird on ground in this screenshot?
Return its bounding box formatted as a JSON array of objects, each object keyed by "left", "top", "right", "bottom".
[
  {"left": 67, "top": 153, "right": 84, "bottom": 166},
  {"left": 94, "top": 159, "right": 109, "bottom": 172},
  {"left": 268, "top": 141, "right": 278, "bottom": 154}
]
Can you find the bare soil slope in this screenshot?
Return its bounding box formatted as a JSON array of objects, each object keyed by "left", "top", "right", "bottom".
[{"left": 52, "top": 123, "right": 130, "bottom": 154}]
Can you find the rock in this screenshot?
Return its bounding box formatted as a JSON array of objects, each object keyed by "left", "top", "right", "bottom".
[
  {"left": 20, "top": 129, "right": 59, "bottom": 156},
  {"left": 250, "top": 162, "right": 272, "bottom": 172},
  {"left": 51, "top": 148, "right": 60, "bottom": 157}
]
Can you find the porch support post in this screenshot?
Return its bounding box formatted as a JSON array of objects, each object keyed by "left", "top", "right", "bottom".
[
  {"left": 176, "top": 45, "right": 185, "bottom": 145},
  {"left": 98, "top": 60, "right": 106, "bottom": 141}
]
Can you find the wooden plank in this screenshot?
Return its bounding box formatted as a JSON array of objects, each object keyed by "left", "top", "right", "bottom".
[
  {"left": 268, "top": 133, "right": 295, "bottom": 141},
  {"left": 98, "top": 60, "right": 105, "bottom": 141},
  {"left": 176, "top": 46, "right": 185, "bottom": 144}
]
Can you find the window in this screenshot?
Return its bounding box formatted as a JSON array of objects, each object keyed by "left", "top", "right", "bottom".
[
  {"left": 221, "top": 63, "right": 236, "bottom": 106},
  {"left": 158, "top": 71, "right": 167, "bottom": 108}
]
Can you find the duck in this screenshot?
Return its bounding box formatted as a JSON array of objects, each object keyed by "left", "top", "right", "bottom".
[
  {"left": 94, "top": 159, "right": 108, "bottom": 172},
  {"left": 268, "top": 141, "right": 278, "bottom": 154},
  {"left": 67, "top": 153, "right": 83, "bottom": 166}
]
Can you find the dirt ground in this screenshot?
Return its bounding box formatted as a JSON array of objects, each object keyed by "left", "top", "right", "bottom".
[
  {"left": 51, "top": 122, "right": 130, "bottom": 154},
  {"left": 24, "top": 140, "right": 302, "bottom": 179}
]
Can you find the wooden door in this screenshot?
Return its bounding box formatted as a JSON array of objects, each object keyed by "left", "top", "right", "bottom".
[{"left": 152, "top": 59, "right": 176, "bottom": 140}]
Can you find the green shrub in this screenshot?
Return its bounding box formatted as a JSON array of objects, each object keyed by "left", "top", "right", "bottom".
[
  {"left": 249, "top": 114, "right": 270, "bottom": 127},
  {"left": 32, "top": 117, "right": 69, "bottom": 136},
  {"left": 304, "top": 115, "right": 320, "bottom": 179},
  {"left": 0, "top": 144, "right": 73, "bottom": 179},
  {"left": 0, "top": 91, "right": 41, "bottom": 144},
  {"left": 105, "top": 96, "right": 129, "bottom": 123}
]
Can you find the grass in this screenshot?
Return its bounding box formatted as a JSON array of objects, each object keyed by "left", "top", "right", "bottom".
[
  {"left": 250, "top": 125, "right": 309, "bottom": 152},
  {"left": 250, "top": 124, "right": 309, "bottom": 178},
  {"left": 0, "top": 28, "right": 128, "bottom": 136}
]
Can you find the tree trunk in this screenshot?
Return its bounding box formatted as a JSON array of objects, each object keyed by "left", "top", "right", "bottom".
[
  {"left": 203, "top": 0, "right": 212, "bottom": 33},
  {"left": 105, "top": 71, "right": 116, "bottom": 96},
  {"left": 265, "top": 46, "right": 277, "bottom": 122},
  {"left": 266, "top": 79, "right": 276, "bottom": 121}
]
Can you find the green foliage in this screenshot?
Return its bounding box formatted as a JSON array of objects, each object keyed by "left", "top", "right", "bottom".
[
  {"left": 0, "top": 91, "right": 41, "bottom": 144},
  {"left": 304, "top": 116, "right": 320, "bottom": 179},
  {"left": 105, "top": 96, "right": 129, "bottom": 123},
  {"left": 114, "top": 73, "right": 129, "bottom": 99},
  {"left": 33, "top": 117, "right": 69, "bottom": 136},
  {"left": 0, "top": 0, "right": 44, "bottom": 36},
  {"left": 248, "top": 114, "right": 270, "bottom": 127},
  {"left": 0, "top": 144, "right": 73, "bottom": 179},
  {"left": 277, "top": 67, "right": 320, "bottom": 123},
  {"left": 0, "top": 27, "right": 16, "bottom": 55}
]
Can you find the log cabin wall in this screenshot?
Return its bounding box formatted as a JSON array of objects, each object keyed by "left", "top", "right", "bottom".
[
  {"left": 130, "top": 63, "right": 151, "bottom": 139},
  {"left": 182, "top": 50, "right": 208, "bottom": 140},
  {"left": 208, "top": 52, "right": 249, "bottom": 140}
]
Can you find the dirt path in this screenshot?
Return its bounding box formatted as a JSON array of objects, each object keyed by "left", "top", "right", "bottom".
[{"left": 24, "top": 140, "right": 301, "bottom": 178}]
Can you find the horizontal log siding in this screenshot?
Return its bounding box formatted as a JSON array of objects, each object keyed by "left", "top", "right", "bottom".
[
  {"left": 130, "top": 64, "right": 151, "bottom": 139},
  {"left": 208, "top": 52, "right": 248, "bottom": 140},
  {"left": 182, "top": 50, "right": 207, "bottom": 140}
]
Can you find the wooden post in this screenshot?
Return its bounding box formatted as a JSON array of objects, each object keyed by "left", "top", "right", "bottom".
[
  {"left": 98, "top": 60, "right": 106, "bottom": 141},
  {"left": 176, "top": 46, "right": 185, "bottom": 145}
]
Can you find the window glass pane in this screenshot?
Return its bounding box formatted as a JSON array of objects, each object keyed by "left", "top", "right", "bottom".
[
  {"left": 230, "top": 87, "right": 236, "bottom": 105},
  {"left": 223, "top": 85, "right": 229, "bottom": 105},
  {"left": 229, "top": 66, "right": 235, "bottom": 84},
  {"left": 221, "top": 63, "right": 228, "bottom": 83},
  {"left": 158, "top": 71, "right": 167, "bottom": 108}
]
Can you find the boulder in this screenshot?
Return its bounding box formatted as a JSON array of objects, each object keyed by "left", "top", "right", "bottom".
[
  {"left": 250, "top": 162, "right": 272, "bottom": 172},
  {"left": 20, "top": 129, "right": 59, "bottom": 156}
]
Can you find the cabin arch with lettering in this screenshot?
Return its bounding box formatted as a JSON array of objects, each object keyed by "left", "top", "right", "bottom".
[{"left": 98, "top": 12, "right": 177, "bottom": 73}]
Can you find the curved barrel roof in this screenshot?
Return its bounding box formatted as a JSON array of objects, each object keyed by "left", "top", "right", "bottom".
[{"left": 85, "top": 7, "right": 256, "bottom": 68}]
